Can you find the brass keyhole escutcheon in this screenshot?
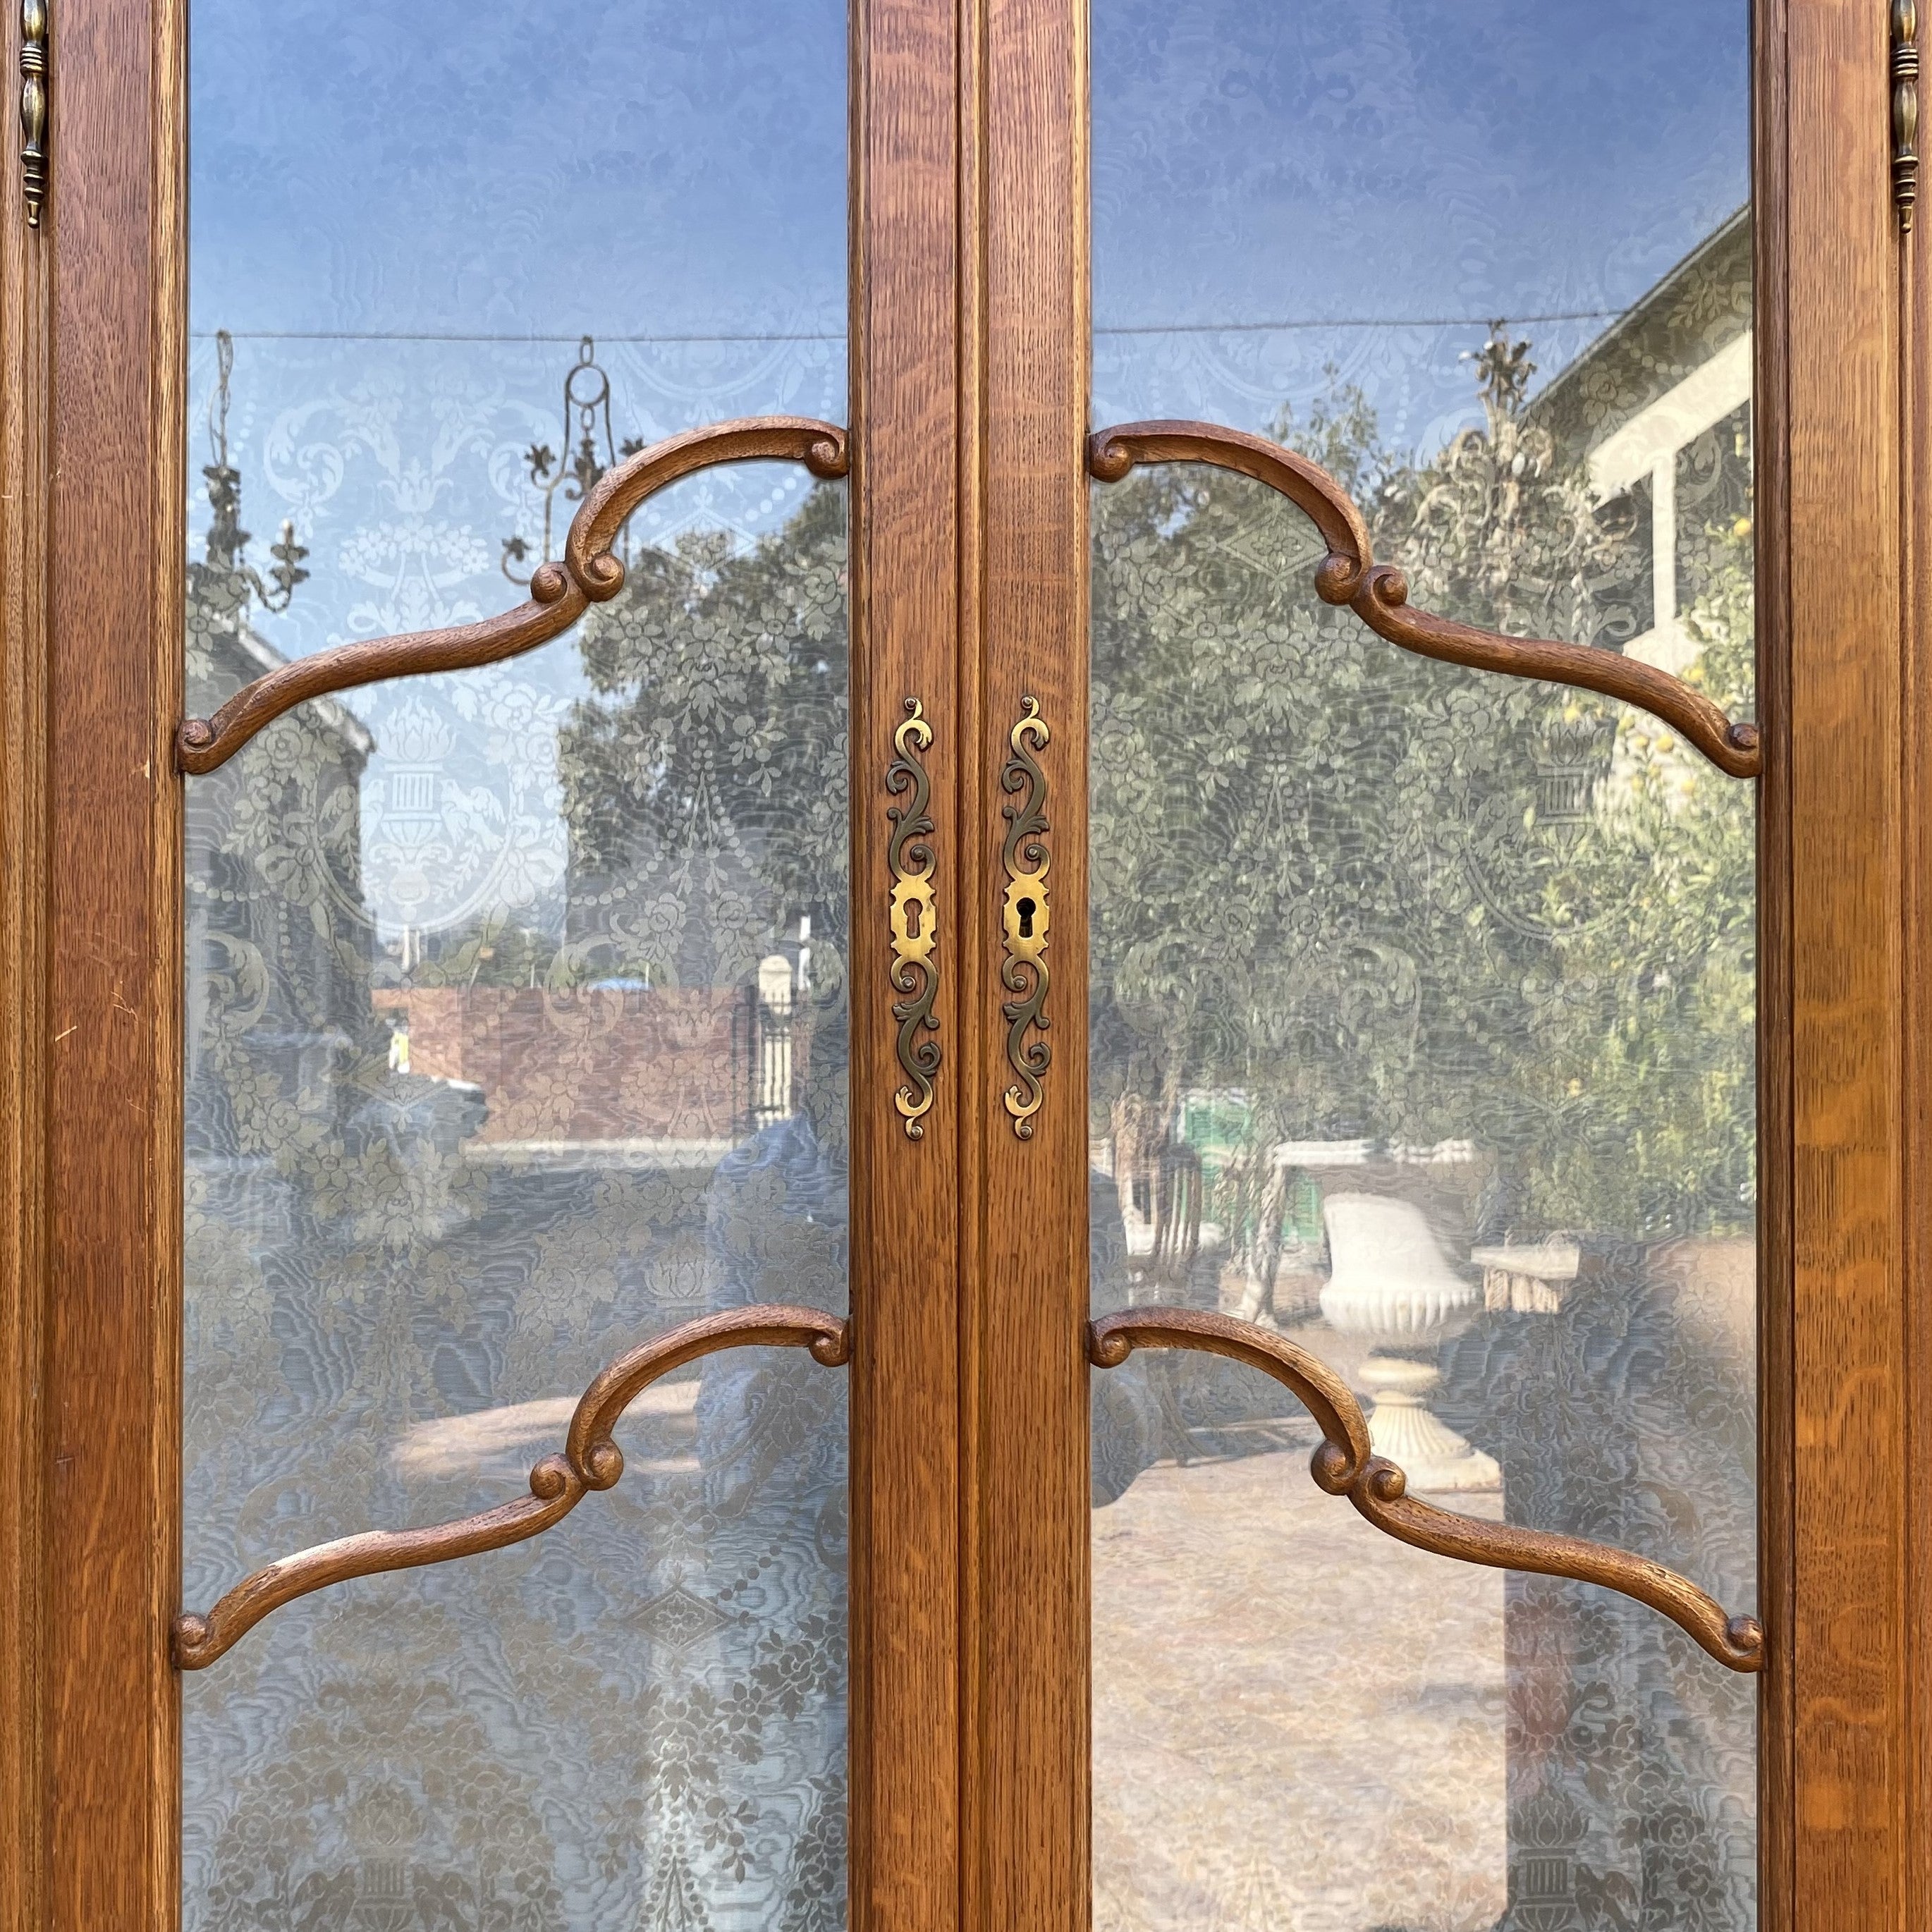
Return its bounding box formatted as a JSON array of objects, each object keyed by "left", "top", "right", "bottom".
[
  {"left": 887, "top": 697, "right": 941, "bottom": 1139},
  {"left": 1000, "top": 695, "right": 1051, "bottom": 1137}
]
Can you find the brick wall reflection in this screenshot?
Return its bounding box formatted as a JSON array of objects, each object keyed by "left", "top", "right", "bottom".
[{"left": 372, "top": 985, "right": 800, "bottom": 1147}]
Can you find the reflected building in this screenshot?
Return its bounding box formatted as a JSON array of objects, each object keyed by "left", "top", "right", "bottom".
[
  {"left": 1532, "top": 208, "right": 1755, "bottom": 685},
  {"left": 181, "top": 451, "right": 852, "bottom": 1929},
  {"left": 1089, "top": 209, "right": 1757, "bottom": 1932}
]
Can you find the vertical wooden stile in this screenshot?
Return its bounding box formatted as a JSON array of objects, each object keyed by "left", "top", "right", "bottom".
[
  {"left": 969, "top": 1, "right": 1091, "bottom": 1929},
  {"left": 1782, "top": 2, "right": 1911, "bottom": 1928},
  {"left": 37, "top": 0, "right": 188, "bottom": 1922},
  {"left": 0, "top": 0, "right": 52, "bottom": 1925},
  {"left": 848, "top": 6, "right": 965, "bottom": 1932}
]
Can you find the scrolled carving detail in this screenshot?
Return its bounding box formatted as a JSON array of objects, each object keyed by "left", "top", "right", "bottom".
[
  {"left": 173, "top": 1304, "right": 850, "bottom": 1670},
  {"left": 566, "top": 420, "right": 849, "bottom": 604},
  {"left": 176, "top": 417, "right": 850, "bottom": 775},
  {"left": 1000, "top": 695, "right": 1053, "bottom": 1137},
  {"left": 1089, "top": 1306, "right": 1764, "bottom": 1674},
  {"left": 1088, "top": 421, "right": 1762, "bottom": 781},
  {"left": 886, "top": 697, "right": 942, "bottom": 1138}
]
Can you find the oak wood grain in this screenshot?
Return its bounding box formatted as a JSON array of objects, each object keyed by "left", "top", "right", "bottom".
[
  {"left": 1785, "top": 3, "right": 1909, "bottom": 1927},
  {"left": 1904, "top": 25, "right": 1932, "bottom": 1932},
  {"left": 149, "top": 15, "right": 188, "bottom": 1921},
  {"left": 971, "top": 4, "right": 1091, "bottom": 1931},
  {"left": 39, "top": 0, "right": 185, "bottom": 1925},
  {"left": 0, "top": 0, "right": 51, "bottom": 1923},
  {"left": 848, "top": 9, "right": 964, "bottom": 1932}
]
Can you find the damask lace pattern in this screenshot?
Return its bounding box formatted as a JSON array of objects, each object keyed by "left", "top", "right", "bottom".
[
  {"left": 1091, "top": 0, "right": 1756, "bottom": 1914},
  {"left": 183, "top": 0, "right": 857, "bottom": 1910},
  {"left": 182, "top": 481, "right": 854, "bottom": 1930},
  {"left": 1086, "top": 263, "right": 1757, "bottom": 1932}
]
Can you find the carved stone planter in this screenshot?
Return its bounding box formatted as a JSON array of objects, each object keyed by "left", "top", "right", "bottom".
[{"left": 1318, "top": 1191, "right": 1500, "bottom": 1493}]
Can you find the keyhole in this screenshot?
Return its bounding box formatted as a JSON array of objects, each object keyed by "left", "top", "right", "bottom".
[
  {"left": 905, "top": 900, "right": 922, "bottom": 941},
  {"left": 1017, "top": 897, "right": 1037, "bottom": 939}
]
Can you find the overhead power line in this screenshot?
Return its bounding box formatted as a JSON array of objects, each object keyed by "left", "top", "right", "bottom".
[
  {"left": 1097, "top": 306, "right": 1620, "bottom": 336},
  {"left": 188, "top": 327, "right": 848, "bottom": 346},
  {"left": 188, "top": 307, "right": 1622, "bottom": 348}
]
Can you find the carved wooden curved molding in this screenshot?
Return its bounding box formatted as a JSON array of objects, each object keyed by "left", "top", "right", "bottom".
[
  {"left": 173, "top": 1303, "right": 850, "bottom": 1670},
  {"left": 1087, "top": 420, "right": 1762, "bottom": 781},
  {"left": 176, "top": 417, "right": 850, "bottom": 776},
  {"left": 1089, "top": 1306, "right": 1764, "bottom": 1673}
]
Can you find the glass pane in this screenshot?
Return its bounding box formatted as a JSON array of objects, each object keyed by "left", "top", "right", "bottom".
[
  {"left": 183, "top": 6, "right": 850, "bottom": 1927},
  {"left": 1090, "top": 6, "right": 1757, "bottom": 1930}
]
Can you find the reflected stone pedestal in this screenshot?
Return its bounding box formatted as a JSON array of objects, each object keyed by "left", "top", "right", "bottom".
[
  {"left": 1355, "top": 1353, "right": 1502, "bottom": 1494},
  {"left": 1319, "top": 1192, "right": 1500, "bottom": 1494}
]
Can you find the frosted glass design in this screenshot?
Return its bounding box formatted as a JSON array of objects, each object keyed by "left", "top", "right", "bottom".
[
  {"left": 183, "top": 3, "right": 850, "bottom": 1925},
  {"left": 1091, "top": 6, "right": 1756, "bottom": 1928}
]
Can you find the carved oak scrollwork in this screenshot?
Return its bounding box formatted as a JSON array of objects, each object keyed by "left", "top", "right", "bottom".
[
  {"left": 1089, "top": 1306, "right": 1765, "bottom": 1674},
  {"left": 1000, "top": 695, "right": 1053, "bottom": 1137},
  {"left": 173, "top": 1304, "right": 850, "bottom": 1670},
  {"left": 1088, "top": 421, "right": 1763, "bottom": 781},
  {"left": 176, "top": 416, "right": 850, "bottom": 776},
  {"left": 886, "top": 697, "right": 941, "bottom": 1137}
]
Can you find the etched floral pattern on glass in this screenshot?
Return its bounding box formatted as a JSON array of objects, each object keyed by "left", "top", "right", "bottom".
[
  {"left": 1089, "top": 5, "right": 1756, "bottom": 1928},
  {"left": 183, "top": 2, "right": 851, "bottom": 1924}
]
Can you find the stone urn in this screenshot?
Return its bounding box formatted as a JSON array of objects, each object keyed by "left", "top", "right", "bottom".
[{"left": 1317, "top": 1191, "right": 1500, "bottom": 1493}]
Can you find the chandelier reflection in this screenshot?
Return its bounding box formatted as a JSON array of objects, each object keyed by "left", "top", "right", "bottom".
[
  {"left": 202, "top": 329, "right": 308, "bottom": 613},
  {"left": 501, "top": 335, "right": 646, "bottom": 587}
]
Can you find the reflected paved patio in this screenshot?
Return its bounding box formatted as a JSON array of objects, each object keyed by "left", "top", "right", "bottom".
[{"left": 1093, "top": 1413, "right": 1508, "bottom": 1932}]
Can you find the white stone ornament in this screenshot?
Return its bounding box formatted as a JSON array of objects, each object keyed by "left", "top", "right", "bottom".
[{"left": 1318, "top": 1192, "right": 1501, "bottom": 1494}]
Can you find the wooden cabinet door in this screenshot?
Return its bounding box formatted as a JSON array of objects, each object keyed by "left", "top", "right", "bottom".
[
  {"left": 0, "top": 4, "right": 1926, "bottom": 1932},
  {"left": 2, "top": 1, "right": 965, "bottom": 1926},
  {"left": 954, "top": 5, "right": 1926, "bottom": 1932}
]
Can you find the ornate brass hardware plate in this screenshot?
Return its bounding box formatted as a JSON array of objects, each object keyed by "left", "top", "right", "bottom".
[
  {"left": 1090, "top": 1307, "right": 1764, "bottom": 1673},
  {"left": 886, "top": 697, "right": 941, "bottom": 1138},
  {"left": 1000, "top": 695, "right": 1052, "bottom": 1138},
  {"left": 173, "top": 1305, "right": 850, "bottom": 1669},
  {"left": 18, "top": 0, "right": 47, "bottom": 228},
  {"left": 1897, "top": 0, "right": 1920, "bottom": 230}
]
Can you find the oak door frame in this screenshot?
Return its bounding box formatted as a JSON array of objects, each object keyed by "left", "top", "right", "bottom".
[
  {"left": 0, "top": 4, "right": 1926, "bottom": 1932},
  {"left": 1770, "top": 1, "right": 1921, "bottom": 1924},
  {"left": 1, "top": 0, "right": 189, "bottom": 1924}
]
